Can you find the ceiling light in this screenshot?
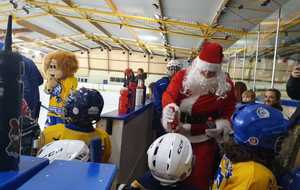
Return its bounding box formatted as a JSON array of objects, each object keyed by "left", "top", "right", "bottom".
[
  {"left": 152, "top": 3, "right": 159, "bottom": 9},
  {"left": 260, "top": 0, "right": 271, "bottom": 6},
  {"left": 22, "top": 5, "right": 30, "bottom": 14},
  {"left": 9, "top": 0, "right": 17, "bottom": 9},
  {"left": 154, "top": 14, "right": 161, "bottom": 20}
]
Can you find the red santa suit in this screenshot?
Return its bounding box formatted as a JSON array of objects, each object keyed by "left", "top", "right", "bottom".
[{"left": 162, "top": 42, "right": 236, "bottom": 190}]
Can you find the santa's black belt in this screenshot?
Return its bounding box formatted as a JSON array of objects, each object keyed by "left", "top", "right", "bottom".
[{"left": 180, "top": 112, "right": 220, "bottom": 124}]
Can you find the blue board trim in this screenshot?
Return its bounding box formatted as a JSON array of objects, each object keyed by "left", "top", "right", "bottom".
[
  {"left": 19, "top": 160, "right": 118, "bottom": 190},
  {"left": 101, "top": 102, "right": 153, "bottom": 122},
  {"left": 0, "top": 156, "right": 49, "bottom": 190}
]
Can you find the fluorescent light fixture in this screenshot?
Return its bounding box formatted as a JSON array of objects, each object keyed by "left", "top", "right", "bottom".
[
  {"left": 139, "top": 35, "right": 159, "bottom": 42},
  {"left": 154, "top": 14, "right": 161, "bottom": 20}
]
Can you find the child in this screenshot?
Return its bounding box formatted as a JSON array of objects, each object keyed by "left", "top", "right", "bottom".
[
  {"left": 241, "top": 90, "right": 256, "bottom": 104},
  {"left": 39, "top": 87, "right": 111, "bottom": 162},
  {"left": 119, "top": 133, "right": 197, "bottom": 190},
  {"left": 212, "top": 103, "right": 289, "bottom": 190}
]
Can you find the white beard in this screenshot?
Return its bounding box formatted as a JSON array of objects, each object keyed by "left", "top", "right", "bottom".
[
  {"left": 180, "top": 66, "right": 231, "bottom": 113},
  {"left": 182, "top": 65, "right": 231, "bottom": 98}
]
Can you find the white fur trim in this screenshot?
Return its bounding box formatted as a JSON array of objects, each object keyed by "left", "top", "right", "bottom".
[
  {"left": 215, "top": 119, "right": 231, "bottom": 131},
  {"left": 177, "top": 124, "right": 211, "bottom": 143},
  {"left": 187, "top": 134, "right": 211, "bottom": 143},
  {"left": 193, "top": 57, "right": 221, "bottom": 72}
]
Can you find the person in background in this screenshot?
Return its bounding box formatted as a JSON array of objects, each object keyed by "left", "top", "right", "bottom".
[
  {"left": 136, "top": 68, "right": 147, "bottom": 81},
  {"left": 287, "top": 64, "right": 300, "bottom": 122},
  {"left": 234, "top": 81, "right": 247, "bottom": 103},
  {"left": 118, "top": 133, "right": 197, "bottom": 190},
  {"left": 152, "top": 60, "right": 182, "bottom": 137},
  {"left": 264, "top": 88, "right": 283, "bottom": 111},
  {"left": 242, "top": 90, "right": 256, "bottom": 104},
  {"left": 212, "top": 103, "right": 288, "bottom": 190},
  {"left": 22, "top": 56, "right": 44, "bottom": 119},
  {"left": 123, "top": 68, "right": 136, "bottom": 87},
  {"left": 153, "top": 60, "right": 182, "bottom": 114},
  {"left": 39, "top": 87, "right": 111, "bottom": 163}
]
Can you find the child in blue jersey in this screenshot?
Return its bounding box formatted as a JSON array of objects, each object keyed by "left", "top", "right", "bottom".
[
  {"left": 119, "top": 133, "right": 197, "bottom": 190},
  {"left": 152, "top": 60, "right": 182, "bottom": 137}
]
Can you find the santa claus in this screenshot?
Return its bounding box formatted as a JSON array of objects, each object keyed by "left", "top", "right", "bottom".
[{"left": 162, "top": 42, "right": 236, "bottom": 190}]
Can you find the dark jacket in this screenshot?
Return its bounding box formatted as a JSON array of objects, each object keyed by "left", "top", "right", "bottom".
[
  {"left": 22, "top": 56, "right": 43, "bottom": 119},
  {"left": 286, "top": 76, "right": 300, "bottom": 123}
]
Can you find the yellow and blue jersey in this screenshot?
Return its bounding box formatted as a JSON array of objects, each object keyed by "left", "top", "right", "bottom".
[
  {"left": 40, "top": 123, "right": 111, "bottom": 163},
  {"left": 212, "top": 155, "right": 278, "bottom": 190},
  {"left": 47, "top": 76, "right": 78, "bottom": 119}
]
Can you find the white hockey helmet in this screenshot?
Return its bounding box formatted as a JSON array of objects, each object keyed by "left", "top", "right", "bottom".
[
  {"left": 167, "top": 59, "right": 182, "bottom": 70},
  {"left": 37, "top": 140, "right": 89, "bottom": 163},
  {"left": 166, "top": 60, "right": 182, "bottom": 77},
  {"left": 147, "top": 133, "right": 193, "bottom": 185}
]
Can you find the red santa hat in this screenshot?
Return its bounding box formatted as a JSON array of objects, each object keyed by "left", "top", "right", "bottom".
[{"left": 193, "top": 42, "right": 224, "bottom": 72}]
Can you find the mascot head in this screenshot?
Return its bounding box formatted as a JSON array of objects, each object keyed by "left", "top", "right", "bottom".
[{"left": 43, "top": 51, "right": 79, "bottom": 80}]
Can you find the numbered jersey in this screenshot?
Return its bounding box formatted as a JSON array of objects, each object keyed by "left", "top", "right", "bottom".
[
  {"left": 212, "top": 155, "right": 278, "bottom": 190},
  {"left": 47, "top": 76, "right": 77, "bottom": 118}
]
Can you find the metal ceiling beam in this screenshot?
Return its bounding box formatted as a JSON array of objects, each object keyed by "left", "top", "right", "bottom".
[
  {"left": 15, "top": 35, "right": 58, "bottom": 52},
  {"left": 15, "top": 19, "right": 88, "bottom": 51},
  {"left": 260, "top": 11, "right": 300, "bottom": 44},
  {"left": 157, "top": 0, "right": 173, "bottom": 58},
  {"left": 24, "top": 0, "right": 248, "bottom": 36},
  {"left": 0, "top": 28, "right": 32, "bottom": 34},
  {"left": 47, "top": 8, "right": 110, "bottom": 50},
  {"left": 16, "top": 19, "right": 56, "bottom": 38},
  {"left": 10, "top": 12, "right": 238, "bottom": 42},
  {"left": 61, "top": 0, "right": 130, "bottom": 52},
  {"left": 104, "top": 0, "right": 152, "bottom": 55},
  {"left": 15, "top": 33, "right": 193, "bottom": 56},
  {"left": 195, "top": 0, "right": 231, "bottom": 53},
  {"left": 211, "top": 0, "right": 231, "bottom": 26}
]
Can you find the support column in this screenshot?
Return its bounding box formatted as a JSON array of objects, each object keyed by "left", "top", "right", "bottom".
[
  {"left": 253, "top": 25, "right": 260, "bottom": 91},
  {"left": 271, "top": 8, "right": 281, "bottom": 88}
]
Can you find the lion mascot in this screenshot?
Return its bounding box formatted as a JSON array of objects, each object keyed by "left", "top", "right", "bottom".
[{"left": 43, "top": 51, "right": 79, "bottom": 127}]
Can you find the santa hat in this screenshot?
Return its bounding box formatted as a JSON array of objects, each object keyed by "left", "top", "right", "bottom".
[{"left": 193, "top": 42, "right": 224, "bottom": 72}]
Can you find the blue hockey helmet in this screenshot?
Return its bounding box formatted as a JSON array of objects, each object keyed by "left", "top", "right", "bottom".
[
  {"left": 65, "top": 88, "right": 104, "bottom": 124},
  {"left": 231, "top": 103, "right": 289, "bottom": 151}
]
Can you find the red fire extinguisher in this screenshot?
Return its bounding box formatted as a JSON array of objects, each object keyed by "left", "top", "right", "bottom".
[{"left": 118, "top": 87, "right": 129, "bottom": 114}]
